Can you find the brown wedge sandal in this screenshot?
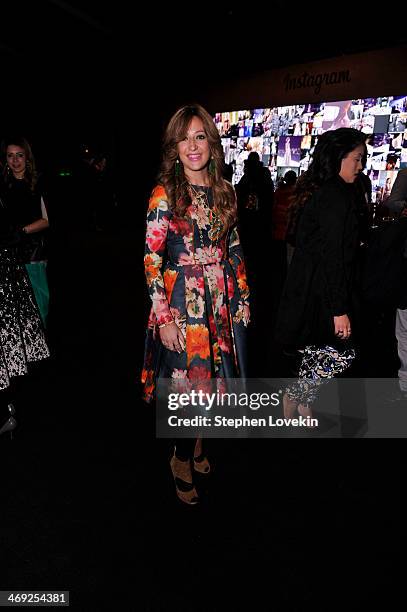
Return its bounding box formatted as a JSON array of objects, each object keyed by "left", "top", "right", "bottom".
[
  {"left": 193, "top": 453, "right": 211, "bottom": 474},
  {"left": 193, "top": 437, "right": 210, "bottom": 474},
  {"left": 170, "top": 452, "right": 199, "bottom": 505}
]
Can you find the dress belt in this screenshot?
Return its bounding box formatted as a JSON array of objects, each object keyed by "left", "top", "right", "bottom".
[{"left": 173, "top": 258, "right": 225, "bottom": 267}]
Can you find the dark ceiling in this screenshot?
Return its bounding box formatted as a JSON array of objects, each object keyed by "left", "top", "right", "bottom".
[
  {"left": 3, "top": 2, "right": 407, "bottom": 87},
  {"left": 2, "top": 1, "right": 407, "bottom": 156}
]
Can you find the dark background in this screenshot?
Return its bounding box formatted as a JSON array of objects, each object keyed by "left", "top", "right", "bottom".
[
  {"left": 3, "top": 2, "right": 407, "bottom": 203},
  {"left": 1, "top": 3, "right": 406, "bottom": 610}
]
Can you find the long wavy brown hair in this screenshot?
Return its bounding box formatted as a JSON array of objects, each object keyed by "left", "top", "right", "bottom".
[
  {"left": 159, "top": 104, "right": 236, "bottom": 235},
  {"left": 1, "top": 136, "right": 38, "bottom": 191}
]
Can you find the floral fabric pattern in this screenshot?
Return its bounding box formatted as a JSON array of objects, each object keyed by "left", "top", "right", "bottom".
[{"left": 142, "top": 185, "right": 249, "bottom": 402}]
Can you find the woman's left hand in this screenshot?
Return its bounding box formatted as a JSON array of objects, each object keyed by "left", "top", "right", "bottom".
[{"left": 334, "top": 314, "right": 351, "bottom": 339}]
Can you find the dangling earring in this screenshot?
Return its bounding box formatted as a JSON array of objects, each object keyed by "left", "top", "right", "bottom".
[
  {"left": 175, "top": 158, "right": 180, "bottom": 177},
  {"left": 209, "top": 158, "right": 215, "bottom": 175}
]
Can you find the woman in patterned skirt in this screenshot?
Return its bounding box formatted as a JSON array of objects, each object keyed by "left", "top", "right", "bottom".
[
  {"left": 142, "top": 104, "right": 250, "bottom": 504},
  {"left": 276, "top": 128, "right": 367, "bottom": 420},
  {"left": 0, "top": 196, "right": 49, "bottom": 436}
]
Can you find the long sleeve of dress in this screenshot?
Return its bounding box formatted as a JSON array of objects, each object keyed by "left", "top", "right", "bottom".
[
  {"left": 228, "top": 226, "right": 250, "bottom": 304},
  {"left": 144, "top": 186, "right": 174, "bottom": 326},
  {"left": 318, "top": 191, "right": 350, "bottom": 316}
]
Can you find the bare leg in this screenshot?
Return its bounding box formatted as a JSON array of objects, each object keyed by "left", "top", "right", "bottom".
[
  {"left": 283, "top": 393, "right": 298, "bottom": 418},
  {"left": 193, "top": 437, "right": 210, "bottom": 474}
]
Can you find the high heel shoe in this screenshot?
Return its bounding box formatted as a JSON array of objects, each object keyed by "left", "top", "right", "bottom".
[
  {"left": 193, "top": 437, "right": 210, "bottom": 474},
  {"left": 0, "top": 404, "right": 17, "bottom": 439},
  {"left": 193, "top": 453, "right": 211, "bottom": 474},
  {"left": 170, "top": 451, "right": 199, "bottom": 505}
]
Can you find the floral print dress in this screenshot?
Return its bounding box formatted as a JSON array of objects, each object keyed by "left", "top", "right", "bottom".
[{"left": 142, "top": 184, "right": 249, "bottom": 402}]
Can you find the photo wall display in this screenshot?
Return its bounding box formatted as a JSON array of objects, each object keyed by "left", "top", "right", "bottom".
[{"left": 214, "top": 95, "right": 407, "bottom": 199}]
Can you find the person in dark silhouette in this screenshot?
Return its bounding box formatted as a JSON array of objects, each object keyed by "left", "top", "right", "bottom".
[
  {"left": 74, "top": 147, "right": 117, "bottom": 231},
  {"left": 236, "top": 151, "right": 274, "bottom": 268},
  {"left": 272, "top": 170, "right": 297, "bottom": 270},
  {"left": 223, "top": 162, "right": 234, "bottom": 182},
  {"left": 352, "top": 169, "right": 371, "bottom": 244},
  {"left": 235, "top": 152, "right": 274, "bottom": 329},
  {"left": 89, "top": 152, "right": 117, "bottom": 231},
  {"left": 236, "top": 152, "right": 273, "bottom": 214},
  {"left": 383, "top": 169, "right": 407, "bottom": 398}
]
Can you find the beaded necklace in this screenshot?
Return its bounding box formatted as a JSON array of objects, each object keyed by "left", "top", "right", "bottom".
[{"left": 189, "top": 183, "right": 222, "bottom": 257}]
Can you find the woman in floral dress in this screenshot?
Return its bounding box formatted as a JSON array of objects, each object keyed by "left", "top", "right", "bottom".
[{"left": 142, "top": 104, "right": 250, "bottom": 504}]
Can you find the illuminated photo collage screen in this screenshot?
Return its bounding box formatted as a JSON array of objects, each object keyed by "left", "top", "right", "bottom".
[{"left": 215, "top": 95, "right": 407, "bottom": 204}]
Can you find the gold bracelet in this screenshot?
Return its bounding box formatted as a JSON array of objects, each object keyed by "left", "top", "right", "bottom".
[{"left": 158, "top": 320, "right": 174, "bottom": 329}]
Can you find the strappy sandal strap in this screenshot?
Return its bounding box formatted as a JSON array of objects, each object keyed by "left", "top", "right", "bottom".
[{"left": 193, "top": 454, "right": 211, "bottom": 474}]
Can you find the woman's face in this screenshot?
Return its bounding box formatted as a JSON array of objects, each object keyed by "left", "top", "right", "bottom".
[
  {"left": 339, "top": 144, "right": 365, "bottom": 183},
  {"left": 7, "top": 145, "right": 26, "bottom": 178},
  {"left": 177, "top": 116, "right": 211, "bottom": 179}
]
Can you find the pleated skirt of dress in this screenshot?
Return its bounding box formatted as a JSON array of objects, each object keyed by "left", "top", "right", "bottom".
[{"left": 0, "top": 248, "right": 49, "bottom": 390}]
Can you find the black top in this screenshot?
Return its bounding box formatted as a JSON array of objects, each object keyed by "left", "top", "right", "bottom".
[
  {"left": 275, "top": 176, "right": 361, "bottom": 348},
  {"left": 0, "top": 176, "right": 46, "bottom": 260},
  {"left": 0, "top": 176, "right": 43, "bottom": 227}
]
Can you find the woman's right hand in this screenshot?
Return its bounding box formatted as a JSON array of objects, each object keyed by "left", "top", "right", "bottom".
[
  {"left": 159, "top": 322, "right": 185, "bottom": 353},
  {"left": 334, "top": 314, "right": 352, "bottom": 340}
]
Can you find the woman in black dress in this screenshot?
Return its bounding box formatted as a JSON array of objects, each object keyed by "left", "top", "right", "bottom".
[
  {"left": 0, "top": 137, "right": 50, "bottom": 325},
  {"left": 0, "top": 196, "right": 49, "bottom": 436},
  {"left": 275, "top": 128, "right": 367, "bottom": 418}
]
